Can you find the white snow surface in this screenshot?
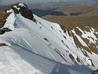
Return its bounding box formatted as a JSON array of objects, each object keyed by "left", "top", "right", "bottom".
[
  {"left": 18, "top": 3, "right": 26, "bottom": 7},
  {"left": 3, "top": 12, "right": 15, "bottom": 30},
  {"left": 0, "top": 7, "right": 98, "bottom": 74},
  {"left": 7, "top": 9, "right": 14, "bottom": 13},
  {"left": 77, "top": 27, "right": 97, "bottom": 44},
  {"left": 72, "top": 29, "right": 88, "bottom": 47}
]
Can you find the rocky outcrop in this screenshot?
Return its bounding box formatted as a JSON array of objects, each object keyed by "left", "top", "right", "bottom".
[
  {"left": 11, "top": 3, "right": 36, "bottom": 22},
  {"left": 0, "top": 28, "right": 11, "bottom": 34},
  {"left": 92, "top": 69, "right": 98, "bottom": 74}
]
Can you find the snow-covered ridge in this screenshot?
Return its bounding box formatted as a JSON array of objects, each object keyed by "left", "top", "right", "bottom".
[{"left": 0, "top": 3, "right": 98, "bottom": 74}]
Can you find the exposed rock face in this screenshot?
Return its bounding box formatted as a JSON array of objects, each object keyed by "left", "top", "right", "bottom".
[
  {"left": 0, "top": 9, "right": 9, "bottom": 28},
  {"left": 0, "top": 3, "right": 36, "bottom": 34},
  {"left": 11, "top": 3, "right": 36, "bottom": 21},
  {"left": 92, "top": 69, "right": 98, "bottom": 74},
  {"left": 0, "top": 43, "right": 7, "bottom": 47},
  {"left": 0, "top": 28, "right": 11, "bottom": 34}
]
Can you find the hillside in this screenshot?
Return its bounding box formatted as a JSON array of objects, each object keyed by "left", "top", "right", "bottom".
[
  {"left": 30, "top": 2, "right": 98, "bottom": 17},
  {"left": 80, "top": 7, "right": 98, "bottom": 16},
  {"left": 43, "top": 16, "right": 98, "bottom": 29},
  {"left": 0, "top": 9, "right": 8, "bottom": 28}
]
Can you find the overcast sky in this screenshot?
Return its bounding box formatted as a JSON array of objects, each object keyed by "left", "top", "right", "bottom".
[{"left": 0, "top": 0, "right": 96, "bottom": 6}]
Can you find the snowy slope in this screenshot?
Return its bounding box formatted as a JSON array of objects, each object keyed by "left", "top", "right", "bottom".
[{"left": 0, "top": 3, "right": 98, "bottom": 74}]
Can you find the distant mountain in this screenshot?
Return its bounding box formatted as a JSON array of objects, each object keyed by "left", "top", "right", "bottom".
[
  {"left": 32, "top": 9, "right": 65, "bottom": 17},
  {"left": 29, "top": 2, "right": 98, "bottom": 17}
]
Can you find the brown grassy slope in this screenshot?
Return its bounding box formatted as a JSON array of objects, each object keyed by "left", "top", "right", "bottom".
[
  {"left": 80, "top": 7, "right": 98, "bottom": 16},
  {"left": 43, "top": 15, "right": 98, "bottom": 30},
  {"left": 43, "top": 15, "right": 98, "bottom": 54},
  {"left": 79, "top": 3, "right": 98, "bottom": 16},
  {"left": 0, "top": 9, "right": 8, "bottom": 28}
]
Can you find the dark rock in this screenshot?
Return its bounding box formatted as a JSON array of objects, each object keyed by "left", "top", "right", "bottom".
[
  {"left": 11, "top": 6, "right": 19, "bottom": 14},
  {"left": 0, "top": 43, "right": 7, "bottom": 47},
  {"left": 0, "top": 27, "right": 11, "bottom": 34},
  {"left": 44, "top": 38, "right": 49, "bottom": 42},
  {"left": 76, "top": 56, "right": 81, "bottom": 62},
  {"left": 92, "top": 69, "right": 98, "bottom": 74},
  {"left": 19, "top": 6, "right": 34, "bottom": 20},
  {"left": 69, "top": 54, "right": 75, "bottom": 62},
  {"left": 18, "top": 3, "right": 36, "bottom": 21},
  {"left": 11, "top": 3, "right": 36, "bottom": 22}
]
